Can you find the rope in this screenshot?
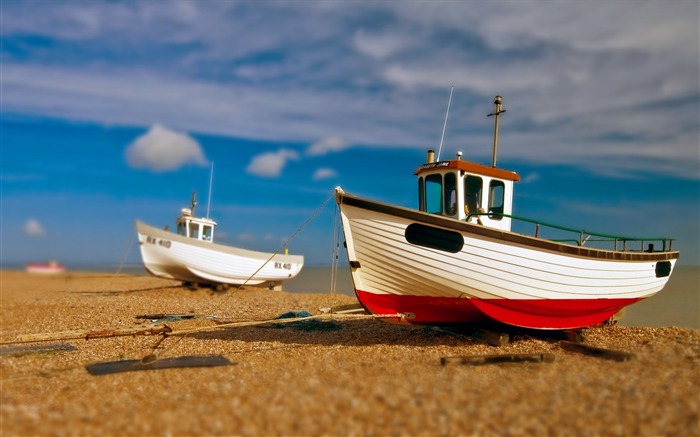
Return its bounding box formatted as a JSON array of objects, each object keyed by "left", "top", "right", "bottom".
[
  {"left": 235, "top": 190, "right": 336, "bottom": 290},
  {"left": 114, "top": 224, "right": 136, "bottom": 276},
  {"left": 1, "top": 312, "right": 409, "bottom": 346},
  {"left": 329, "top": 201, "right": 342, "bottom": 299},
  {"left": 166, "top": 312, "right": 408, "bottom": 338}
]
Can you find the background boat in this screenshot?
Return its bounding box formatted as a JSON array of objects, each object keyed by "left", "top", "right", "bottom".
[
  {"left": 25, "top": 260, "right": 65, "bottom": 274},
  {"left": 136, "top": 219, "right": 304, "bottom": 289}
]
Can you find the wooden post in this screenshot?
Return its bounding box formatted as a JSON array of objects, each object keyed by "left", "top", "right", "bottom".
[
  {"left": 471, "top": 328, "right": 510, "bottom": 346},
  {"left": 441, "top": 352, "right": 555, "bottom": 366}
]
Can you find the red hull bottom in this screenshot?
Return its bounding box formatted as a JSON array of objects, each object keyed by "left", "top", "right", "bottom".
[{"left": 355, "top": 289, "right": 643, "bottom": 330}]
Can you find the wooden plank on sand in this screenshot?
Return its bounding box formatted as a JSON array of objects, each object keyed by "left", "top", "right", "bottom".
[{"left": 441, "top": 353, "right": 555, "bottom": 366}]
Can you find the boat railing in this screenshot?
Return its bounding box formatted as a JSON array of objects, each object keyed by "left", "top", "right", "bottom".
[{"left": 465, "top": 212, "right": 674, "bottom": 253}]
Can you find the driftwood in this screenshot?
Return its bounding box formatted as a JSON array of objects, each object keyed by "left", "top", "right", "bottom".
[
  {"left": 432, "top": 326, "right": 510, "bottom": 346},
  {"left": 441, "top": 352, "right": 555, "bottom": 366},
  {"left": 135, "top": 313, "right": 197, "bottom": 322},
  {"left": 0, "top": 343, "right": 77, "bottom": 357},
  {"left": 560, "top": 340, "right": 635, "bottom": 361},
  {"left": 135, "top": 313, "right": 195, "bottom": 320},
  {"left": 319, "top": 303, "right": 368, "bottom": 315}
]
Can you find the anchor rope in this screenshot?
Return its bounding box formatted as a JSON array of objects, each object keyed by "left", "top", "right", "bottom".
[
  {"left": 1, "top": 312, "right": 408, "bottom": 346},
  {"left": 0, "top": 311, "right": 408, "bottom": 381},
  {"left": 75, "top": 222, "right": 138, "bottom": 302},
  {"left": 235, "top": 190, "right": 336, "bottom": 290},
  {"left": 114, "top": 224, "right": 136, "bottom": 276},
  {"left": 329, "top": 201, "right": 342, "bottom": 300}
]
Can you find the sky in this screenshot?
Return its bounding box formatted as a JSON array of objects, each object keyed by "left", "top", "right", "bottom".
[{"left": 1, "top": 0, "right": 699, "bottom": 269}]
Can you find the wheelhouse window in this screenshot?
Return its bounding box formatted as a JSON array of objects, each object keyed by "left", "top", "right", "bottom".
[
  {"left": 418, "top": 178, "right": 425, "bottom": 211},
  {"left": 464, "top": 176, "right": 483, "bottom": 215},
  {"left": 177, "top": 222, "right": 186, "bottom": 236},
  {"left": 188, "top": 222, "right": 200, "bottom": 239},
  {"left": 444, "top": 173, "right": 457, "bottom": 215},
  {"left": 203, "top": 226, "right": 213, "bottom": 241},
  {"left": 488, "top": 180, "right": 505, "bottom": 219},
  {"left": 425, "top": 174, "right": 443, "bottom": 214}
]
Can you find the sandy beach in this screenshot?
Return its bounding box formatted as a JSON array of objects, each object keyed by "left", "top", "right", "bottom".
[{"left": 1, "top": 270, "right": 698, "bottom": 436}]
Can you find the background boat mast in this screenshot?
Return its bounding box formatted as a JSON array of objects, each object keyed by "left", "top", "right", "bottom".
[
  {"left": 487, "top": 95, "right": 506, "bottom": 168},
  {"left": 206, "top": 161, "right": 214, "bottom": 219}
]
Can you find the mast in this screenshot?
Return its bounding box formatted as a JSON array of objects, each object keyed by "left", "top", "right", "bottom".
[
  {"left": 190, "top": 192, "right": 197, "bottom": 216},
  {"left": 437, "top": 86, "right": 454, "bottom": 162},
  {"left": 487, "top": 95, "right": 506, "bottom": 167},
  {"left": 206, "top": 161, "right": 214, "bottom": 219}
]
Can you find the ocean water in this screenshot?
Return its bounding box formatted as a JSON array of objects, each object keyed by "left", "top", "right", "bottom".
[
  {"left": 616, "top": 266, "right": 699, "bottom": 329},
  {"left": 285, "top": 265, "right": 700, "bottom": 329}
]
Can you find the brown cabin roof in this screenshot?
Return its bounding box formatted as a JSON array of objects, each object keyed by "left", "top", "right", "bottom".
[{"left": 415, "top": 159, "right": 521, "bottom": 181}]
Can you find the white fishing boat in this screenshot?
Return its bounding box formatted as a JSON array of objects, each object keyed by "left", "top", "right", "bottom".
[
  {"left": 335, "top": 96, "right": 679, "bottom": 329},
  {"left": 136, "top": 192, "right": 303, "bottom": 289}
]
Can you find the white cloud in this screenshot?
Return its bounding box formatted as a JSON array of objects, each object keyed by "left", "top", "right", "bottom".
[
  {"left": 125, "top": 124, "right": 208, "bottom": 172},
  {"left": 23, "top": 218, "right": 45, "bottom": 236},
  {"left": 2, "top": 1, "right": 698, "bottom": 179},
  {"left": 313, "top": 168, "right": 338, "bottom": 181},
  {"left": 307, "top": 136, "right": 351, "bottom": 156},
  {"left": 353, "top": 29, "right": 407, "bottom": 59},
  {"left": 246, "top": 148, "right": 300, "bottom": 178},
  {"left": 521, "top": 172, "right": 540, "bottom": 184},
  {"left": 237, "top": 233, "right": 255, "bottom": 243}
]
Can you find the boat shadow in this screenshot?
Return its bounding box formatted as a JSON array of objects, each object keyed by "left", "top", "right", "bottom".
[{"left": 184, "top": 319, "right": 569, "bottom": 347}]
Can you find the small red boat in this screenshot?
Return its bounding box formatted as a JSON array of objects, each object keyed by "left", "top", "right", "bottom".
[{"left": 25, "top": 261, "right": 66, "bottom": 274}]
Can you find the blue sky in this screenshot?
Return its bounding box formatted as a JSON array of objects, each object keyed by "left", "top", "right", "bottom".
[{"left": 1, "top": 0, "right": 699, "bottom": 268}]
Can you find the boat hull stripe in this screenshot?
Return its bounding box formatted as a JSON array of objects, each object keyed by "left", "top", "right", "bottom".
[{"left": 339, "top": 193, "right": 679, "bottom": 262}]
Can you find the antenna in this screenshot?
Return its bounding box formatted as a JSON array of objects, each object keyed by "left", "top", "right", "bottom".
[
  {"left": 487, "top": 95, "right": 506, "bottom": 167},
  {"left": 206, "top": 161, "right": 214, "bottom": 219},
  {"left": 436, "top": 86, "right": 454, "bottom": 161}
]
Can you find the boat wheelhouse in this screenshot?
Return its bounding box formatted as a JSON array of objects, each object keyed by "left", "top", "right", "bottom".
[
  {"left": 416, "top": 150, "right": 520, "bottom": 231},
  {"left": 175, "top": 207, "right": 217, "bottom": 243}
]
